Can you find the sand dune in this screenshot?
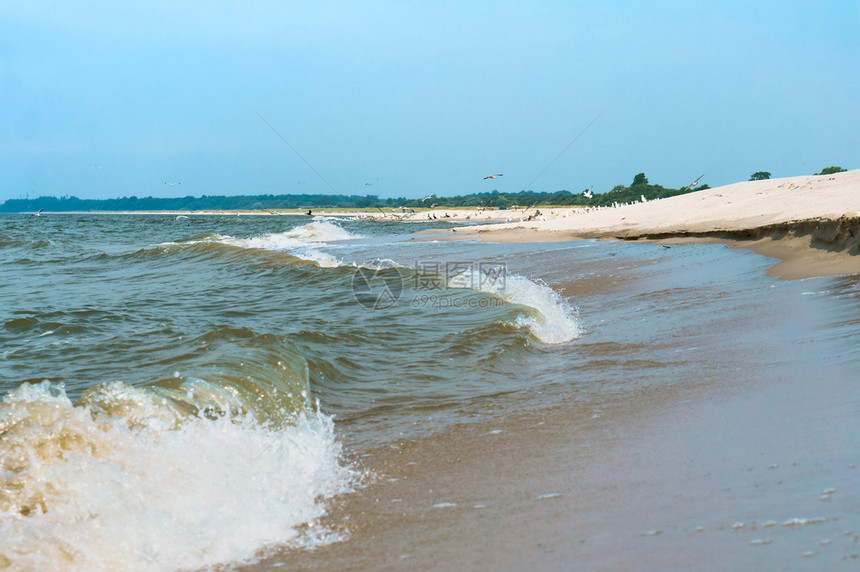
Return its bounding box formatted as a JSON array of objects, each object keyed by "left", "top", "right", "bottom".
[
  {"left": 449, "top": 170, "right": 858, "bottom": 235},
  {"left": 432, "top": 170, "right": 860, "bottom": 279}
]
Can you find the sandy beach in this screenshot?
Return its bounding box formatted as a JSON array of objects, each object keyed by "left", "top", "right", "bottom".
[
  {"left": 241, "top": 210, "right": 860, "bottom": 570},
  {"left": 4, "top": 174, "right": 860, "bottom": 571},
  {"left": 43, "top": 171, "right": 860, "bottom": 279},
  {"left": 5, "top": 1, "right": 859, "bottom": 569},
  {"left": 408, "top": 170, "right": 860, "bottom": 279},
  {"left": 245, "top": 172, "right": 860, "bottom": 570},
  {"left": 249, "top": 349, "right": 860, "bottom": 570}
]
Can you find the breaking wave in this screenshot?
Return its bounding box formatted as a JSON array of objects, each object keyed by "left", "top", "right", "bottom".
[
  {"left": 449, "top": 271, "right": 581, "bottom": 344},
  {"left": 0, "top": 345, "right": 357, "bottom": 571}
]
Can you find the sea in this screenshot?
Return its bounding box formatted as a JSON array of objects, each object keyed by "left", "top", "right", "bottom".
[{"left": 1, "top": 213, "right": 859, "bottom": 570}]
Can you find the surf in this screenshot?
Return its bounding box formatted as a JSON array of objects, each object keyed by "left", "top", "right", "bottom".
[{"left": 0, "top": 353, "right": 356, "bottom": 570}]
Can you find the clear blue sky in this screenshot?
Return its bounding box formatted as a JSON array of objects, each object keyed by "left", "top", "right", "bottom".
[{"left": 1, "top": 1, "right": 857, "bottom": 201}]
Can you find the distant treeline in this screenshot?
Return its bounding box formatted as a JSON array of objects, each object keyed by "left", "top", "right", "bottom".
[
  {"left": 0, "top": 173, "right": 707, "bottom": 212},
  {"left": 399, "top": 175, "right": 705, "bottom": 209},
  {"left": 0, "top": 193, "right": 383, "bottom": 213}
]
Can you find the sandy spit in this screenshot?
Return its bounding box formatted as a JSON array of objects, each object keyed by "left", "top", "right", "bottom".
[{"left": 420, "top": 170, "right": 860, "bottom": 279}]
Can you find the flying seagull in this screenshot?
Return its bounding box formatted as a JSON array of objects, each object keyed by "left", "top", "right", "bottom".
[
  {"left": 420, "top": 194, "right": 435, "bottom": 202},
  {"left": 483, "top": 174, "right": 503, "bottom": 180},
  {"left": 683, "top": 174, "right": 705, "bottom": 191},
  {"left": 33, "top": 208, "right": 44, "bottom": 217},
  {"left": 582, "top": 187, "right": 593, "bottom": 199}
]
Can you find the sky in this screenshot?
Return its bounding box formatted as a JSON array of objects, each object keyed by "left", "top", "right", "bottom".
[{"left": 1, "top": 1, "right": 858, "bottom": 202}]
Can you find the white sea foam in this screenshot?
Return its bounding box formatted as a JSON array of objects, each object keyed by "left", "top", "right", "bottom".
[
  {"left": 193, "top": 221, "right": 361, "bottom": 267},
  {"left": 226, "top": 221, "right": 358, "bottom": 252},
  {"left": 0, "top": 381, "right": 354, "bottom": 571},
  {"left": 354, "top": 258, "right": 404, "bottom": 270},
  {"left": 431, "top": 502, "right": 457, "bottom": 509},
  {"left": 292, "top": 248, "right": 342, "bottom": 268},
  {"left": 782, "top": 517, "right": 827, "bottom": 527},
  {"left": 449, "top": 272, "right": 581, "bottom": 344}
]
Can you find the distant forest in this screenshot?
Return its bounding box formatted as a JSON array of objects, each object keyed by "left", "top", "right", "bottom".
[{"left": 0, "top": 173, "right": 707, "bottom": 213}]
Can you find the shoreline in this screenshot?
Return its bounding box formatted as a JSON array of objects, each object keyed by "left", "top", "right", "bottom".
[
  {"left": 417, "top": 216, "right": 860, "bottom": 280},
  {"left": 416, "top": 171, "right": 860, "bottom": 280},
  {"left": 5, "top": 180, "right": 859, "bottom": 570},
  {"left": 250, "top": 367, "right": 860, "bottom": 570},
  {"left": 10, "top": 170, "right": 858, "bottom": 279},
  {"left": 245, "top": 246, "right": 860, "bottom": 571}
]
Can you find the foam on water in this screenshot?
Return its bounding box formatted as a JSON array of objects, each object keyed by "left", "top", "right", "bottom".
[
  {"left": 154, "top": 221, "right": 362, "bottom": 268},
  {"left": 220, "top": 220, "right": 359, "bottom": 267},
  {"left": 227, "top": 220, "right": 358, "bottom": 250},
  {"left": 354, "top": 257, "right": 404, "bottom": 270},
  {"left": 449, "top": 272, "right": 581, "bottom": 344},
  {"left": 291, "top": 248, "right": 342, "bottom": 268},
  {"left": 0, "top": 381, "right": 354, "bottom": 571}
]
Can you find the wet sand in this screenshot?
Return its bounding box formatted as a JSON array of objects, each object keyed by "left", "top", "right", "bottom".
[
  {"left": 249, "top": 171, "right": 859, "bottom": 569},
  {"left": 243, "top": 247, "right": 860, "bottom": 571},
  {"left": 416, "top": 227, "right": 860, "bottom": 280},
  {"left": 657, "top": 234, "right": 860, "bottom": 280},
  {"left": 247, "top": 332, "right": 860, "bottom": 570}
]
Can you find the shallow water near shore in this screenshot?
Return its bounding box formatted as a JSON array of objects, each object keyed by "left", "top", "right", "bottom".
[{"left": 2, "top": 213, "right": 859, "bottom": 570}]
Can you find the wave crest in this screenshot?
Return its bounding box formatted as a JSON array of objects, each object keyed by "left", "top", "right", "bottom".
[
  {"left": 0, "top": 349, "right": 354, "bottom": 570},
  {"left": 449, "top": 272, "right": 581, "bottom": 344}
]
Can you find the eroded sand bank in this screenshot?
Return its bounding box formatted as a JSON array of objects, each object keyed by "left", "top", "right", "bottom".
[{"left": 416, "top": 170, "right": 860, "bottom": 279}]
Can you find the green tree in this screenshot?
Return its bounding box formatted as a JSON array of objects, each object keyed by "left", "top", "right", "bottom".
[
  {"left": 749, "top": 171, "right": 771, "bottom": 181},
  {"left": 631, "top": 173, "right": 649, "bottom": 186},
  {"left": 817, "top": 166, "right": 846, "bottom": 175}
]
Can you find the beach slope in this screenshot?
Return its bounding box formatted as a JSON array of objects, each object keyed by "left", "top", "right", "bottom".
[{"left": 437, "top": 170, "right": 860, "bottom": 279}]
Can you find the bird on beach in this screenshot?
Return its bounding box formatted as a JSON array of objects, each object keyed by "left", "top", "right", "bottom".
[{"left": 483, "top": 174, "right": 503, "bottom": 180}]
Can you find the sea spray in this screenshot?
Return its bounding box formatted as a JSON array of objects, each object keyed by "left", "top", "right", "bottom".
[
  {"left": 154, "top": 220, "right": 361, "bottom": 268},
  {"left": 218, "top": 220, "right": 360, "bottom": 268},
  {"left": 225, "top": 220, "right": 359, "bottom": 250},
  {"left": 0, "top": 381, "right": 355, "bottom": 571},
  {"left": 448, "top": 272, "right": 581, "bottom": 344}
]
